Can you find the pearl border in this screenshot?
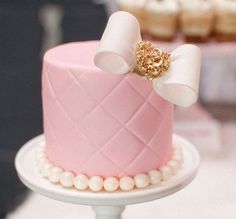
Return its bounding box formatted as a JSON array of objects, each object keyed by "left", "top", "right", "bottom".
[{"left": 35, "top": 143, "right": 183, "bottom": 192}]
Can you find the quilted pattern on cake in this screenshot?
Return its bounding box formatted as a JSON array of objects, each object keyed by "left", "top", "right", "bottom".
[{"left": 43, "top": 61, "right": 173, "bottom": 177}]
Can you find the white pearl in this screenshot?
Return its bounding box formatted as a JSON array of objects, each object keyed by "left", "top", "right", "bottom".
[
  {"left": 60, "top": 171, "right": 75, "bottom": 188},
  {"left": 173, "top": 144, "right": 182, "bottom": 150},
  {"left": 38, "top": 157, "right": 48, "bottom": 171},
  {"left": 89, "top": 176, "right": 104, "bottom": 192},
  {"left": 38, "top": 156, "right": 47, "bottom": 163},
  {"left": 167, "top": 160, "right": 180, "bottom": 174},
  {"left": 173, "top": 151, "right": 182, "bottom": 158},
  {"left": 172, "top": 154, "right": 182, "bottom": 163},
  {"left": 104, "top": 177, "right": 119, "bottom": 192},
  {"left": 74, "top": 174, "right": 89, "bottom": 190},
  {"left": 35, "top": 152, "right": 46, "bottom": 162},
  {"left": 160, "top": 166, "right": 172, "bottom": 181},
  {"left": 134, "top": 174, "right": 150, "bottom": 189},
  {"left": 42, "top": 162, "right": 53, "bottom": 178},
  {"left": 148, "top": 170, "right": 161, "bottom": 185},
  {"left": 173, "top": 147, "right": 182, "bottom": 154},
  {"left": 35, "top": 147, "right": 44, "bottom": 155},
  {"left": 119, "top": 176, "right": 135, "bottom": 191},
  {"left": 49, "top": 167, "right": 63, "bottom": 183},
  {"left": 173, "top": 148, "right": 182, "bottom": 155}
]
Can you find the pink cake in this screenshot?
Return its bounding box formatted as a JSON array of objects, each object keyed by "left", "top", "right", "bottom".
[
  {"left": 42, "top": 41, "right": 174, "bottom": 179},
  {"left": 33, "top": 11, "right": 201, "bottom": 192}
]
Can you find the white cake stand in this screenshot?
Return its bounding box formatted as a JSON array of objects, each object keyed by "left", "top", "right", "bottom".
[{"left": 15, "top": 134, "right": 200, "bottom": 219}]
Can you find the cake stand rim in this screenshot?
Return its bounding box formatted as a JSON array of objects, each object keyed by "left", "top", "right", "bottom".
[{"left": 15, "top": 134, "right": 200, "bottom": 206}]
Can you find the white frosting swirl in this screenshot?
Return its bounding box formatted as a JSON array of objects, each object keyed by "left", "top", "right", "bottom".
[
  {"left": 146, "top": 0, "right": 180, "bottom": 14},
  {"left": 181, "top": 0, "right": 214, "bottom": 12},
  {"left": 215, "top": 0, "right": 236, "bottom": 12},
  {"left": 117, "top": 0, "right": 147, "bottom": 8}
]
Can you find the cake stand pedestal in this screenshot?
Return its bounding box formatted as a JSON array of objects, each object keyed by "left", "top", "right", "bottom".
[{"left": 15, "top": 134, "right": 200, "bottom": 219}]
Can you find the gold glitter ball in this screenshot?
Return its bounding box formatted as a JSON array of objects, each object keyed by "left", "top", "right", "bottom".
[{"left": 135, "top": 42, "right": 170, "bottom": 80}]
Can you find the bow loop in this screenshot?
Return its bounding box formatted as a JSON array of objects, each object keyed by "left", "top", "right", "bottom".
[
  {"left": 94, "top": 11, "right": 141, "bottom": 74},
  {"left": 153, "top": 44, "right": 201, "bottom": 107}
]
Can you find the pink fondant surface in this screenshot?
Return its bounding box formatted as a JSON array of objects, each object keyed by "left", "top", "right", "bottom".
[{"left": 42, "top": 41, "right": 174, "bottom": 178}]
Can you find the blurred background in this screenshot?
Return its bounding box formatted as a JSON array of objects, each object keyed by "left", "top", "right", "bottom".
[{"left": 1, "top": 0, "right": 236, "bottom": 219}]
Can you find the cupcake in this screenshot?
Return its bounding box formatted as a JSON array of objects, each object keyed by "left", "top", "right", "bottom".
[
  {"left": 214, "top": 0, "right": 236, "bottom": 41},
  {"left": 116, "top": 0, "right": 148, "bottom": 32},
  {"left": 145, "top": 0, "right": 180, "bottom": 41},
  {"left": 180, "top": 0, "right": 215, "bottom": 42}
]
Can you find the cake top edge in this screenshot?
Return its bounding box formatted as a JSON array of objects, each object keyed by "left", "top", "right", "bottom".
[{"left": 43, "top": 40, "right": 102, "bottom": 72}]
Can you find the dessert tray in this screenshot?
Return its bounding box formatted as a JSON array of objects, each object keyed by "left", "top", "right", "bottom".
[{"left": 15, "top": 134, "right": 200, "bottom": 219}]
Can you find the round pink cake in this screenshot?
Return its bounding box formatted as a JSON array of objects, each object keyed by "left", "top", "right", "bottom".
[{"left": 42, "top": 41, "right": 174, "bottom": 178}]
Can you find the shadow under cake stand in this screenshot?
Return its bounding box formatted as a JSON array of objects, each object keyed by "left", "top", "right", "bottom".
[{"left": 15, "top": 134, "right": 200, "bottom": 219}]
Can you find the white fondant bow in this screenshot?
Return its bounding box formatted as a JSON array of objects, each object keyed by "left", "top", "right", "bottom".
[{"left": 94, "top": 11, "right": 201, "bottom": 107}]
